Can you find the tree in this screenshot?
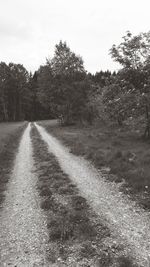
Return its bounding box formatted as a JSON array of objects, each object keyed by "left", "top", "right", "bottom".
[
  {"left": 110, "top": 31, "right": 150, "bottom": 69},
  {"left": 38, "top": 41, "right": 90, "bottom": 125},
  {"left": 0, "top": 62, "right": 10, "bottom": 121},
  {"left": 48, "top": 41, "right": 85, "bottom": 77},
  {"left": 91, "top": 70, "right": 113, "bottom": 87},
  {"left": 103, "top": 75, "right": 137, "bottom": 125},
  {"left": 108, "top": 31, "right": 150, "bottom": 136},
  {"left": 0, "top": 62, "right": 30, "bottom": 122},
  {"left": 7, "top": 63, "right": 29, "bottom": 121},
  {"left": 36, "top": 66, "right": 55, "bottom": 118}
]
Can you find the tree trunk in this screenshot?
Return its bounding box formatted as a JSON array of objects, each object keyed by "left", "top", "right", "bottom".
[
  {"left": 144, "top": 105, "right": 150, "bottom": 139},
  {"left": 2, "top": 100, "right": 8, "bottom": 121}
]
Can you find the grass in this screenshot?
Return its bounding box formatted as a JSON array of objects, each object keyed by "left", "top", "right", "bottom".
[
  {"left": 0, "top": 122, "right": 27, "bottom": 207},
  {"left": 0, "top": 122, "right": 26, "bottom": 152},
  {"left": 39, "top": 120, "right": 150, "bottom": 210},
  {"left": 31, "top": 125, "right": 136, "bottom": 267}
]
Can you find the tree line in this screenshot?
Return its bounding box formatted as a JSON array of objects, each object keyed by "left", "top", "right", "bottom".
[
  {"left": 0, "top": 62, "right": 51, "bottom": 122},
  {"left": 1, "top": 31, "right": 150, "bottom": 137},
  {"left": 0, "top": 41, "right": 112, "bottom": 124}
]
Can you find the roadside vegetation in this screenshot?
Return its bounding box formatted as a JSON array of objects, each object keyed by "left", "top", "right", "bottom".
[
  {"left": 0, "top": 122, "right": 26, "bottom": 207},
  {"left": 31, "top": 125, "right": 136, "bottom": 267}
]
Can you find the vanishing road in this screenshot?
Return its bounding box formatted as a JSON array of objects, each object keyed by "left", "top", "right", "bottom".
[{"left": 0, "top": 122, "right": 150, "bottom": 266}]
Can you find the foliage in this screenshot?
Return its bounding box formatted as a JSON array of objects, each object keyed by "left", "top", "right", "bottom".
[
  {"left": 0, "top": 62, "right": 30, "bottom": 121},
  {"left": 47, "top": 40, "right": 85, "bottom": 77},
  {"left": 1, "top": 32, "right": 150, "bottom": 130},
  {"left": 103, "top": 74, "right": 137, "bottom": 125},
  {"left": 0, "top": 62, "right": 50, "bottom": 122},
  {"left": 0, "top": 62, "right": 10, "bottom": 121},
  {"left": 106, "top": 31, "right": 150, "bottom": 136},
  {"left": 110, "top": 31, "right": 150, "bottom": 69},
  {"left": 37, "top": 41, "right": 91, "bottom": 125}
]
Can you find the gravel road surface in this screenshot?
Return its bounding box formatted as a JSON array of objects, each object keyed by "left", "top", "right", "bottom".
[{"left": 0, "top": 123, "right": 49, "bottom": 266}]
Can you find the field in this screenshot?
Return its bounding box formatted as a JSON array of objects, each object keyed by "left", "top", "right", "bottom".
[
  {"left": 0, "top": 122, "right": 27, "bottom": 207},
  {"left": 39, "top": 120, "right": 150, "bottom": 210}
]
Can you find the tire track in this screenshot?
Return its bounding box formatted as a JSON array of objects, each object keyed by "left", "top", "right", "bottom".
[{"left": 0, "top": 123, "right": 49, "bottom": 266}]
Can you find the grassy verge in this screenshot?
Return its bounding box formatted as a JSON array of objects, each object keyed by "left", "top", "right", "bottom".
[
  {"left": 0, "top": 122, "right": 26, "bottom": 152},
  {"left": 39, "top": 120, "right": 150, "bottom": 210},
  {"left": 0, "top": 122, "right": 27, "bottom": 207},
  {"left": 31, "top": 125, "right": 136, "bottom": 267}
]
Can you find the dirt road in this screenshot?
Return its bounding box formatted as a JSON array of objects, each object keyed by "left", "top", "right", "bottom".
[{"left": 0, "top": 122, "right": 150, "bottom": 266}]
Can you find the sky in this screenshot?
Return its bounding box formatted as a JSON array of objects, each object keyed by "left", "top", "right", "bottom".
[{"left": 0, "top": 0, "right": 150, "bottom": 74}]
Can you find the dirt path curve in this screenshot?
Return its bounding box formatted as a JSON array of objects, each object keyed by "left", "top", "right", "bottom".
[
  {"left": 0, "top": 123, "right": 49, "bottom": 266},
  {"left": 35, "top": 123, "right": 150, "bottom": 267}
]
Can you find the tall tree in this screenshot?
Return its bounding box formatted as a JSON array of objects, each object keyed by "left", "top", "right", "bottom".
[
  {"left": 38, "top": 41, "right": 90, "bottom": 124},
  {"left": 48, "top": 40, "right": 85, "bottom": 78},
  {"left": 110, "top": 31, "right": 150, "bottom": 69},
  {"left": 8, "top": 63, "right": 29, "bottom": 121},
  {"left": 0, "top": 62, "right": 30, "bottom": 122},
  {"left": 107, "top": 31, "right": 150, "bottom": 136},
  {"left": 0, "top": 62, "right": 10, "bottom": 121}
]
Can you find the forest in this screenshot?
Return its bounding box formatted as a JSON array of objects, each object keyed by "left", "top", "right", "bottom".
[{"left": 1, "top": 31, "right": 150, "bottom": 137}]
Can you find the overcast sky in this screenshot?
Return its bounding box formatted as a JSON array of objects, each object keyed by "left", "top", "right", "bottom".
[{"left": 0, "top": 0, "right": 150, "bottom": 73}]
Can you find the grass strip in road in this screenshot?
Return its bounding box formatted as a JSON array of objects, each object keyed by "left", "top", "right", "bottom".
[
  {"left": 31, "top": 125, "right": 136, "bottom": 267},
  {"left": 0, "top": 122, "right": 27, "bottom": 207}
]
